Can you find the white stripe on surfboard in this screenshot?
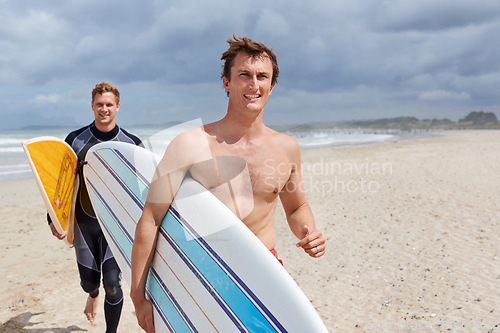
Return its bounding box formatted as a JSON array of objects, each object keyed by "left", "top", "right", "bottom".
[{"left": 163, "top": 207, "right": 287, "bottom": 332}]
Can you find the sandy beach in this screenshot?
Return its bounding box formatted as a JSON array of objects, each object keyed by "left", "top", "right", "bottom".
[{"left": 1, "top": 130, "right": 499, "bottom": 332}]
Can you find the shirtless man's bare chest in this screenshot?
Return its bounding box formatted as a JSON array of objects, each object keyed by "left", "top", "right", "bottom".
[{"left": 189, "top": 128, "right": 297, "bottom": 248}]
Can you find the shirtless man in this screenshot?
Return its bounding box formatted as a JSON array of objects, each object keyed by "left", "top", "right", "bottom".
[{"left": 130, "top": 36, "right": 326, "bottom": 333}]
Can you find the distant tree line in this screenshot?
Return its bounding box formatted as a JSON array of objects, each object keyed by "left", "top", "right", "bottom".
[
  {"left": 274, "top": 111, "right": 499, "bottom": 132},
  {"left": 459, "top": 111, "right": 497, "bottom": 123}
]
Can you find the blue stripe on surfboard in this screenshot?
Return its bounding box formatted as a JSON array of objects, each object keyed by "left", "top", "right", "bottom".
[
  {"left": 88, "top": 179, "right": 189, "bottom": 332},
  {"left": 95, "top": 147, "right": 285, "bottom": 332},
  {"left": 162, "top": 209, "right": 283, "bottom": 333},
  {"left": 170, "top": 207, "right": 286, "bottom": 332},
  {"left": 147, "top": 268, "right": 197, "bottom": 333},
  {"left": 87, "top": 184, "right": 183, "bottom": 332},
  {"left": 145, "top": 289, "right": 175, "bottom": 332},
  {"left": 92, "top": 150, "right": 147, "bottom": 209},
  {"left": 87, "top": 152, "right": 198, "bottom": 333},
  {"left": 112, "top": 148, "right": 152, "bottom": 186},
  {"left": 86, "top": 179, "right": 132, "bottom": 266},
  {"left": 158, "top": 217, "right": 247, "bottom": 332}
]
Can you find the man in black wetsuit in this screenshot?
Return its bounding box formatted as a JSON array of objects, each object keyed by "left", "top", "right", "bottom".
[{"left": 48, "top": 82, "right": 142, "bottom": 332}]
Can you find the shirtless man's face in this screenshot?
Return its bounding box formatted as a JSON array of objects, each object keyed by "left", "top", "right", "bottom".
[{"left": 223, "top": 52, "right": 276, "bottom": 114}]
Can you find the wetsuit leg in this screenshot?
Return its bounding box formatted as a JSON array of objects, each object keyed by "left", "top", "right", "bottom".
[
  {"left": 102, "top": 257, "right": 123, "bottom": 333},
  {"left": 74, "top": 215, "right": 123, "bottom": 332},
  {"left": 78, "top": 263, "right": 100, "bottom": 298},
  {"left": 74, "top": 218, "right": 102, "bottom": 298}
]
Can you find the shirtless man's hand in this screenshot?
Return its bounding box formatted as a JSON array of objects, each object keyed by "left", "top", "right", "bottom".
[
  {"left": 296, "top": 225, "right": 326, "bottom": 257},
  {"left": 133, "top": 296, "right": 155, "bottom": 333}
]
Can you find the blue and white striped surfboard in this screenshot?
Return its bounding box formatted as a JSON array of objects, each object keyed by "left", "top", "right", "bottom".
[{"left": 83, "top": 142, "right": 328, "bottom": 333}]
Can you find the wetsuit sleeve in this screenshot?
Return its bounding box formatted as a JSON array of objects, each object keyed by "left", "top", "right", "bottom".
[
  {"left": 121, "top": 128, "right": 143, "bottom": 147},
  {"left": 65, "top": 132, "right": 76, "bottom": 146}
]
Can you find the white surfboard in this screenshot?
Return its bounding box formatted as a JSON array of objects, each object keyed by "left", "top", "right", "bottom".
[
  {"left": 83, "top": 141, "right": 328, "bottom": 332},
  {"left": 143, "top": 119, "right": 203, "bottom": 156}
]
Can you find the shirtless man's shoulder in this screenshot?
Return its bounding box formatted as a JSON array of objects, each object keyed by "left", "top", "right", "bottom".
[{"left": 265, "top": 126, "right": 299, "bottom": 155}]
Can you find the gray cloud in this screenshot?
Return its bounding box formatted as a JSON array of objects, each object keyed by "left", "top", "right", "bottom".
[{"left": 0, "top": 0, "right": 499, "bottom": 129}]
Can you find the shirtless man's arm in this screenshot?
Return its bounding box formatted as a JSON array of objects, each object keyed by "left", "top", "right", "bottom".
[
  {"left": 279, "top": 137, "right": 325, "bottom": 257},
  {"left": 130, "top": 129, "right": 209, "bottom": 333},
  {"left": 130, "top": 200, "right": 166, "bottom": 333}
]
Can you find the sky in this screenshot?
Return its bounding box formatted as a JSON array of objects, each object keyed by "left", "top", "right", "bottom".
[{"left": 1, "top": 0, "right": 499, "bottom": 129}]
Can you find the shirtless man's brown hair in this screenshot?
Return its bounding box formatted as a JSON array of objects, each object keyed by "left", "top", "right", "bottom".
[{"left": 221, "top": 35, "right": 280, "bottom": 86}]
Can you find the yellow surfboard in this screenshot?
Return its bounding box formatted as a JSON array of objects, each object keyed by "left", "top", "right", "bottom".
[{"left": 23, "top": 137, "right": 78, "bottom": 245}]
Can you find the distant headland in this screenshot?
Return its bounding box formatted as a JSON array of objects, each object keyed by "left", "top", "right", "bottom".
[{"left": 272, "top": 111, "right": 500, "bottom": 132}]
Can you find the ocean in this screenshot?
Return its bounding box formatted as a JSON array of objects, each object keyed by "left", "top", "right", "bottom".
[
  {"left": 0, "top": 127, "right": 70, "bottom": 182},
  {"left": 290, "top": 131, "right": 395, "bottom": 149},
  {"left": 0, "top": 126, "right": 397, "bottom": 182}
]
